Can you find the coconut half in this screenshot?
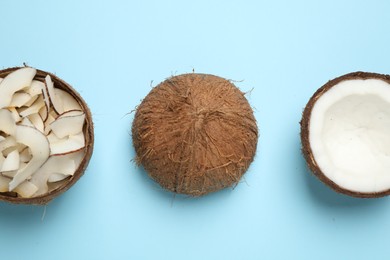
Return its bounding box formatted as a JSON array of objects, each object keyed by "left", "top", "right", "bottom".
[
  {"left": 132, "top": 73, "right": 258, "bottom": 196},
  {"left": 301, "top": 72, "right": 390, "bottom": 198},
  {"left": 0, "top": 67, "right": 94, "bottom": 204}
]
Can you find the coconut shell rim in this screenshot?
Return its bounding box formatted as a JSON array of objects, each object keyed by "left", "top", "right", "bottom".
[
  {"left": 0, "top": 66, "right": 94, "bottom": 205},
  {"left": 301, "top": 71, "right": 390, "bottom": 198}
]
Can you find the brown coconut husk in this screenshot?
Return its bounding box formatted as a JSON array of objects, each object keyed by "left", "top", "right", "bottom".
[
  {"left": 0, "top": 67, "right": 94, "bottom": 205},
  {"left": 132, "top": 73, "right": 258, "bottom": 196},
  {"left": 301, "top": 71, "right": 390, "bottom": 198}
]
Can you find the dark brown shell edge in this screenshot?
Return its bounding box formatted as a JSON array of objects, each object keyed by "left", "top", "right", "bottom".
[
  {"left": 0, "top": 67, "right": 94, "bottom": 205},
  {"left": 300, "top": 71, "right": 390, "bottom": 198}
]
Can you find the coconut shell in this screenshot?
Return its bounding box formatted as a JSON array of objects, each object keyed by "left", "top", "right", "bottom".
[
  {"left": 301, "top": 71, "right": 390, "bottom": 198},
  {"left": 132, "top": 73, "right": 258, "bottom": 196},
  {"left": 0, "top": 67, "right": 94, "bottom": 205}
]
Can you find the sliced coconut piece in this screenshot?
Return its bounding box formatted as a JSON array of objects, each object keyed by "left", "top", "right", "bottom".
[
  {"left": 28, "top": 80, "right": 44, "bottom": 97},
  {"left": 16, "top": 143, "right": 27, "bottom": 152},
  {"left": 0, "top": 78, "right": 3, "bottom": 84},
  {"left": 3, "top": 162, "right": 26, "bottom": 178},
  {"left": 19, "top": 147, "right": 32, "bottom": 163},
  {"left": 13, "top": 181, "right": 38, "bottom": 198},
  {"left": 49, "top": 132, "right": 85, "bottom": 155},
  {"left": 47, "top": 132, "right": 61, "bottom": 143},
  {"left": 1, "top": 142, "right": 25, "bottom": 158},
  {"left": 31, "top": 150, "right": 84, "bottom": 195},
  {"left": 0, "top": 136, "right": 17, "bottom": 152},
  {"left": 44, "top": 112, "right": 57, "bottom": 135},
  {"left": 9, "top": 107, "right": 22, "bottom": 123},
  {"left": 38, "top": 105, "right": 48, "bottom": 122},
  {"left": 48, "top": 173, "right": 70, "bottom": 182},
  {"left": 2, "top": 146, "right": 16, "bottom": 157},
  {"left": 0, "top": 109, "right": 16, "bottom": 136},
  {"left": 28, "top": 113, "right": 44, "bottom": 133},
  {"left": 23, "top": 94, "right": 39, "bottom": 107},
  {"left": 0, "top": 175, "right": 10, "bottom": 192},
  {"left": 0, "top": 136, "right": 5, "bottom": 142},
  {"left": 45, "top": 75, "right": 64, "bottom": 114},
  {"left": 50, "top": 112, "right": 85, "bottom": 138},
  {"left": 0, "top": 67, "right": 36, "bottom": 109},
  {"left": 49, "top": 109, "right": 59, "bottom": 118},
  {"left": 0, "top": 153, "right": 5, "bottom": 171},
  {"left": 19, "top": 117, "right": 34, "bottom": 128},
  {"left": 50, "top": 160, "right": 76, "bottom": 177},
  {"left": 41, "top": 82, "right": 50, "bottom": 113},
  {"left": 19, "top": 95, "right": 45, "bottom": 117},
  {"left": 58, "top": 110, "right": 84, "bottom": 117},
  {"left": 54, "top": 88, "right": 81, "bottom": 112},
  {"left": 10, "top": 92, "right": 32, "bottom": 108},
  {"left": 9, "top": 125, "right": 50, "bottom": 191},
  {"left": 2, "top": 170, "right": 17, "bottom": 178},
  {"left": 66, "top": 149, "right": 85, "bottom": 168},
  {"left": 1, "top": 149, "right": 19, "bottom": 172}
]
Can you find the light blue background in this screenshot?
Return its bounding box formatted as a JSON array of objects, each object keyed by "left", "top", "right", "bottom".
[{"left": 1, "top": 1, "right": 390, "bottom": 259}]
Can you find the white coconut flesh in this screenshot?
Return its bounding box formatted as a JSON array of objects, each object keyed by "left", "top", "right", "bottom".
[
  {"left": 0, "top": 68, "right": 86, "bottom": 198},
  {"left": 310, "top": 78, "right": 390, "bottom": 193}
]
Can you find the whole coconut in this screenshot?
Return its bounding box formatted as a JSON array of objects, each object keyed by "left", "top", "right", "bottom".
[{"left": 132, "top": 73, "right": 258, "bottom": 196}]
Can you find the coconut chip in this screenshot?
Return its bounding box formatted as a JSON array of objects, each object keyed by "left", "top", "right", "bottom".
[
  {"left": 0, "top": 175, "right": 10, "bottom": 192},
  {"left": 10, "top": 92, "right": 32, "bottom": 108},
  {"left": 1, "top": 149, "right": 20, "bottom": 172},
  {"left": 0, "top": 67, "right": 36, "bottom": 109},
  {"left": 50, "top": 111, "right": 85, "bottom": 139}
]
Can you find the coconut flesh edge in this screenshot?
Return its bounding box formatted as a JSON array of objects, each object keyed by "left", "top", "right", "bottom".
[{"left": 310, "top": 79, "right": 390, "bottom": 193}]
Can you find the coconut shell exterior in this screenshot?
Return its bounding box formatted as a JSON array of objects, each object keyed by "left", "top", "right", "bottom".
[
  {"left": 132, "top": 73, "right": 258, "bottom": 196},
  {"left": 0, "top": 67, "right": 94, "bottom": 205},
  {"left": 301, "top": 71, "right": 390, "bottom": 198}
]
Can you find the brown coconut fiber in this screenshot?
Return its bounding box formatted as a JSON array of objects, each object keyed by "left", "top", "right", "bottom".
[
  {"left": 0, "top": 67, "right": 94, "bottom": 205},
  {"left": 132, "top": 73, "right": 258, "bottom": 196},
  {"left": 301, "top": 71, "right": 390, "bottom": 198}
]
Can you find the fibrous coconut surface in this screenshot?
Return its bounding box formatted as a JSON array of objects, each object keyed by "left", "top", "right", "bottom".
[{"left": 132, "top": 73, "right": 258, "bottom": 196}]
